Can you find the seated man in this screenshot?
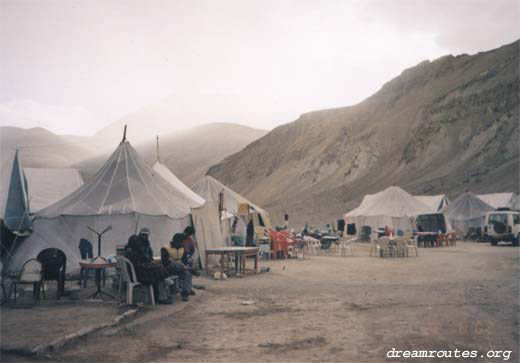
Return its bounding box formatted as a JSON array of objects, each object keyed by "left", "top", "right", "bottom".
[
  {"left": 160, "top": 233, "right": 195, "bottom": 302},
  {"left": 124, "top": 228, "right": 171, "bottom": 304}
]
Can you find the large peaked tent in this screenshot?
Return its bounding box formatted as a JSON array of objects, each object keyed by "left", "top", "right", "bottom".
[
  {"left": 344, "top": 186, "right": 433, "bottom": 234},
  {"left": 7, "top": 140, "right": 201, "bottom": 271},
  {"left": 476, "top": 193, "right": 513, "bottom": 209},
  {"left": 414, "top": 195, "right": 450, "bottom": 211},
  {"left": 152, "top": 161, "right": 205, "bottom": 206},
  {"left": 24, "top": 168, "right": 84, "bottom": 212},
  {"left": 440, "top": 191, "right": 494, "bottom": 234}
]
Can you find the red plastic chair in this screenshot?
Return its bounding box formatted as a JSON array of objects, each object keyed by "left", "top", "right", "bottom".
[
  {"left": 435, "top": 234, "right": 446, "bottom": 247},
  {"left": 269, "top": 230, "right": 287, "bottom": 259}
]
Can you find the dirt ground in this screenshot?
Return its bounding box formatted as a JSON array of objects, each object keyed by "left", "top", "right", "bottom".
[{"left": 2, "top": 241, "right": 519, "bottom": 363}]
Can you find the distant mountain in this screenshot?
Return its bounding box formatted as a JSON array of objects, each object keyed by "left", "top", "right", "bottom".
[
  {"left": 76, "top": 123, "right": 267, "bottom": 185},
  {"left": 208, "top": 40, "right": 520, "bottom": 227},
  {"left": 0, "top": 126, "right": 93, "bottom": 168},
  {"left": 94, "top": 92, "right": 286, "bottom": 144}
]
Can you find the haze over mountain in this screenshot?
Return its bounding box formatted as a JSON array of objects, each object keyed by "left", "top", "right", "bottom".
[
  {"left": 208, "top": 40, "right": 520, "bottom": 227},
  {"left": 76, "top": 123, "right": 267, "bottom": 185},
  {"left": 0, "top": 126, "right": 94, "bottom": 168}
]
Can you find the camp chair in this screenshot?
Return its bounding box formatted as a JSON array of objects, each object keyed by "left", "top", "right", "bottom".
[
  {"left": 36, "top": 248, "right": 66, "bottom": 299},
  {"left": 339, "top": 236, "right": 355, "bottom": 256},
  {"left": 119, "top": 256, "right": 155, "bottom": 306},
  {"left": 394, "top": 238, "right": 408, "bottom": 257},
  {"left": 254, "top": 226, "right": 270, "bottom": 244},
  {"left": 10, "top": 258, "right": 45, "bottom": 305},
  {"left": 269, "top": 229, "right": 286, "bottom": 259},
  {"left": 448, "top": 232, "right": 457, "bottom": 246},
  {"left": 404, "top": 232, "right": 418, "bottom": 257},
  {"left": 371, "top": 237, "right": 389, "bottom": 257},
  {"left": 435, "top": 233, "right": 446, "bottom": 247}
]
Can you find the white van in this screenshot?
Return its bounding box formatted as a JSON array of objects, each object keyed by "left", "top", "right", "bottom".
[{"left": 483, "top": 209, "right": 520, "bottom": 246}]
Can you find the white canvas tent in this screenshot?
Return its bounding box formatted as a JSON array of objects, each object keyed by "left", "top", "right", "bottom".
[
  {"left": 7, "top": 139, "right": 202, "bottom": 271},
  {"left": 476, "top": 193, "right": 513, "bottom": 209},
  {"left": 192, "top": 176, "right": 272, "bottom": 242},
  {"left": 440, "top": 191, "right": 494, "bottom": 235},
  {"left": 414, "top": 195, "right": 450, "bottom": 211},
  {"left": 153, "top": 160, "right": 224, "bottom": 267},
  {"left": 344, "top": 186, "right": 433, "bottom": 235},
  {"left": 24, "top": 168, "right": 84, "bottom": 213},
  {"left": 508, "top": 193, "right": 519, "bottom": 210}
]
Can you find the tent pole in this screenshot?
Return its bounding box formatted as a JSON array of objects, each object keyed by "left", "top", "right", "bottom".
[{"left": 122, "top": 125, "right": 127, "bottom": 142}]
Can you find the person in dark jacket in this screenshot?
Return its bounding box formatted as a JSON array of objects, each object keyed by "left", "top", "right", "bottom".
[
  {"left": 160, "top": 233, "right": 194, "bottom": 301},
  {"left": 182, "top": 226, "right": 196, "bottom": 257},
  {"left": 124, "top": 231, "right": 169, "bottom": 303}
]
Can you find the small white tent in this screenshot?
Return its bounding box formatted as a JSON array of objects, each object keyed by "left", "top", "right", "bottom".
[
  {"left": 441, "top": 191, "right": 494, "bottom": 235},
  {"left": 414, "top": 195, "right": 450, "bottom": 211},
  {"left": 192, "top": 176, "right": 272, "bottom": 242},
  {"left": 508, "top": 193, "right": 519, "bottom": 210},
  {"left": 476, "top": 193, "right": 513, "bottom": 209},
  {"left": 344, "top": 186, "right": 433, "bottom": 234},
  {"left": 24, "top": 168, "right": 84, "bottom": 213},
  {"left": 153, "top": 160, "right": 224, "bottom": 267},
  {"left": 7, "top": 139, "right": 201, "bottom": 271}
]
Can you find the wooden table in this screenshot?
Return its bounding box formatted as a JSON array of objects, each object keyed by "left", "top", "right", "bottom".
[
  {"left": 205, "top": 247, "right": 259, "bottom": 279},
  {"left": 79, "top": 259, "right": 117, "bottom": 300}
]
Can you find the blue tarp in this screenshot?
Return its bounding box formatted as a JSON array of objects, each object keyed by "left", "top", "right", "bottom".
[{"left": 3, "top": 150, "right": 31, "bottom": 232}]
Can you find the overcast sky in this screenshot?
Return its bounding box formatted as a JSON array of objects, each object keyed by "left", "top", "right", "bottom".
[{"left": 0, "top": 0, "right": 518, "bottom": 136}]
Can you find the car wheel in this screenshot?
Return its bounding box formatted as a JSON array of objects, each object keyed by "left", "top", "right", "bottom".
[
  {"left": 491, "top": 240, "right": 498, "bottom": 246},
  {"left": 513, "top": 235, "right": 520, "bottom": 247}
]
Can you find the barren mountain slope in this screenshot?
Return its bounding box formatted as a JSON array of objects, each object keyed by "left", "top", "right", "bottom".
[
  {"left": 208, "top": 40, "right": 520, "bottom": 227},
  {"left": 76, "top": 123, "right": 266, "bottom": 185}
]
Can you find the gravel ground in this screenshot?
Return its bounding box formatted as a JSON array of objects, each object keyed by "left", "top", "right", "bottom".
[{"left": 2, "top": 241, "right": 518, "bottom": 363}]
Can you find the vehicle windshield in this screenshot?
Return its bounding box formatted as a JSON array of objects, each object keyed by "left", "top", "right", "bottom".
[{"left": 488, "top": 214, "right": 508, "bottom": 224}]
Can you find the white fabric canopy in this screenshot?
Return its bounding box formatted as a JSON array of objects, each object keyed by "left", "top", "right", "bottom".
[
  {"left": 192, "top": 175, "right": 272, "bottom": 229},
  {"left": 508, "top": 193, "right": 519, "bottom": 210},
  {"left": 476, "top": 193, "right": 513, "bottom": 209},
  {"left": 24, "top": 168, "right": 84, "bottom": 213},
  {"left": 152, "top": 161, "right": 227, "bottom": 268},
  {"left": 7, "top": 141, "right": 198, "bottom": 271},
  {"left": 345, "top": 186, "right": 433, "bottom": 234},
  {"left": 414, "top": 195, "right": 449, "bottom": 211},
  {"left": 441, "top": 192, "right": 494, "bottom": 234},
  {"left": 152, "top": 161, "right": 206, "bottom": 206}
]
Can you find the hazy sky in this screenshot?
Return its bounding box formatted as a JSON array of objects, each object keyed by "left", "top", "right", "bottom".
[{"left": 1, "top": 0, "right": 518, "bottom": 136}]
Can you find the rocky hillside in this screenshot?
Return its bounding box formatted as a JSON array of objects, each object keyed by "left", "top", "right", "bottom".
[
  {"left": 76, "top": 123, "right": 267, "bottom": 185},
  {"left": 208, "top": 40, "right": 520, "bottom": 227}
]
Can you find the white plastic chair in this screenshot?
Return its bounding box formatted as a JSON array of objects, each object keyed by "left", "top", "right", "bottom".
[
  {"left": 10, "top": 258, "right": 45, "bottom": 304},
  {"left": 339, "top": 237, "right": 355, "bottom": 256},
  {"left": 119, "top": 257, "right": 155, "bottom": 306}
]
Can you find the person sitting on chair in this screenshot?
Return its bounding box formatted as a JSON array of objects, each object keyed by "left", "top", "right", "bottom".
[
  {"left": 160, "top": 233, "right": 195, "bottom": 301},
  {"left": 182, "top": 226, "right": 196, "bottom": 258},
  {"left": 124, "top": 229, "right": 171, "bottom": 304}
]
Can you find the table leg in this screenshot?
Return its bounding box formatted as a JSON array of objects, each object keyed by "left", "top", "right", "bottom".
[
  {"left": 254, "top": 253, "right": 258, "bottom": 273},
  {"left": 220, "top": 254, "right": 224, "bottom": 280},
  {"left": 241, "top": 253, "right": 246, "bottom": 274},
  {"left": 235, "top": 253, "right": 239, "bottom": 274},
  {"left": 205, "top": 251, "right": 209, "bottom": 276}
]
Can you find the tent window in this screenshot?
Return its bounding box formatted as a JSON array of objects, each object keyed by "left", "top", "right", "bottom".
[{"left": 257, "top": 213, "right": 265, "bottom": 227}]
